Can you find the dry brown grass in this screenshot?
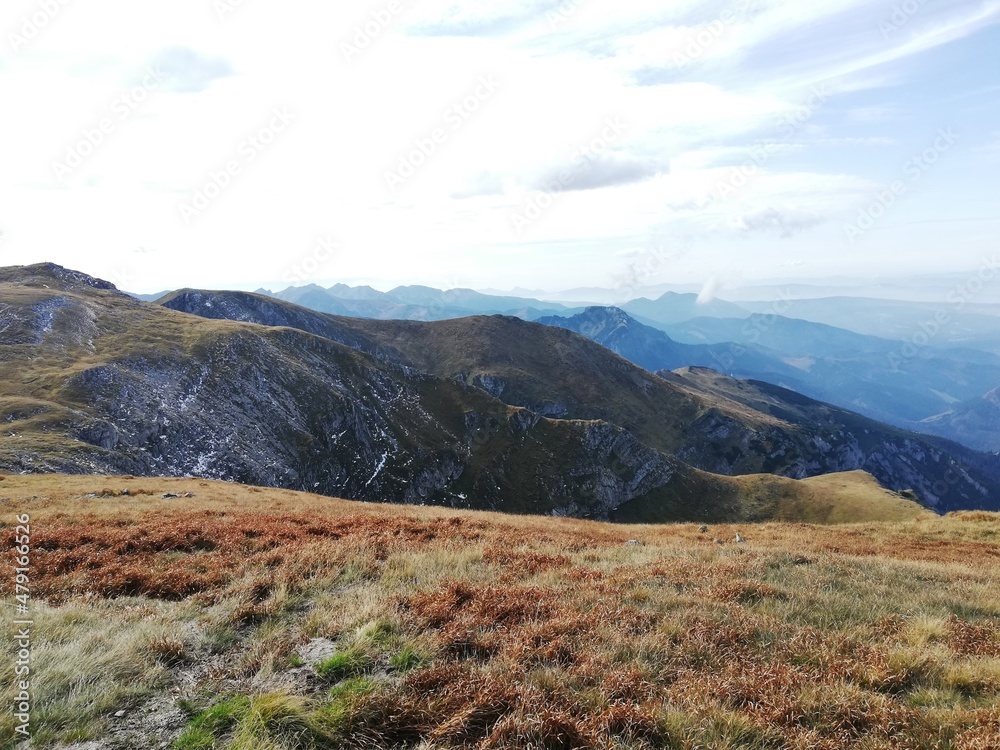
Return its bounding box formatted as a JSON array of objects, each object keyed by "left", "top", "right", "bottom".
[{"left": 0, "top": 474, "right": 998, "bottom": 749}]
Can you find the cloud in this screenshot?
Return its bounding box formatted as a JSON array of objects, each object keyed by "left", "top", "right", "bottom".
[
  {"left": 1, "top": 0, "right": 994, "bottom": 292},
  {"left": 449, "top": 150, "right": 669, "bottom": 199},
  {"left": 697, "top": 275, "right": 723, "bottom": 303},
  {"left": 847, "top": 106, "right": 900, "bottom": 122},
  {"left": 810, "top": 137, "right": 896, "bottom": 147},
  {"left": 530, "top": 153, "right": 669, "bottom": 193},
  {"left": 726, "top": 207, "right": 824, "bottom": 238},
  {"left": 148, "top": 46, "right": 234, "bottom": 93},
  {"left": 450, "top": 171, "right": 506, "bottom": 199},
  {"left": 566, "top": 0, "right": 1000, "bottom": 106},
  {"left": 403, "top": 0, "right": 562, "bottom": 36}
]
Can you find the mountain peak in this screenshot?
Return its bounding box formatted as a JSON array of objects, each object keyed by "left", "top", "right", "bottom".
[
  {"left": 583, "top": 305, "right": 630, "bottom": 318},
  {"left": 0, "top": 262, "right": 118, "bottom": 292},
  {"left": 541, "top": 306, "right": 641, "bottom": 340}
]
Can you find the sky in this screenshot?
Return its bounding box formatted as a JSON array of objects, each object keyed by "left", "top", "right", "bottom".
[{"left": 0, "top": 0, "right": 998, "bottom": 295}]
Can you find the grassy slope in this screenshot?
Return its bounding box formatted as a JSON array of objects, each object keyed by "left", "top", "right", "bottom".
[
  {"left": 614, "top": 469, "right": 932, "bottom": 525},
  {"left": 1, "top": 475, "right": 996, "bottom": 749}
]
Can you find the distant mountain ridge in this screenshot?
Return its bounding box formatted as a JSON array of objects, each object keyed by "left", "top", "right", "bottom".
[
  {"left": 922, "top": 387, "right": 1000, "bottom": 453},
  {"left": 536, "top": 306, "right": 804, "bottom": 383},
  {"left": 542, "top": 307, "right": 1000, "bottom": 449},
  {"left": 250, "top": 283, "right": 576, "bottom": 322},
  {"left": 621, "top": 292, "right": 750, "bottom": 326}
]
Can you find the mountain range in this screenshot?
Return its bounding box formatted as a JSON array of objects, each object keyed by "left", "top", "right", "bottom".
[
  {"left": 217, "top": 280, "right": 999, "bottom": 454},
  {"left": 156, "top": 280, "right": 1000, "bottom": 512},
  {"left": 540, "top": 307, "right": 1000, "bottom": 450},
  {"left": 3, "top": 263, "right": 998, "bottom": 520}
]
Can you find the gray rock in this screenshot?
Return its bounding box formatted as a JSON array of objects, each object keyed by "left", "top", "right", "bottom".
[{"left": 298, "top": 638, "right": 338, "bottom": 666}]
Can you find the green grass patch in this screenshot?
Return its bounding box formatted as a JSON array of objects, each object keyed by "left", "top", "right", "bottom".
[
  {"left": 173, "top": 695, "right": 251, "bottom": 749},
  {"left": 316, "top": 647, "right": 374, "bottom": 682},
  {"left": 389, "top": 645, "right": 426, "bottom": 673},
  {"left": 329, "top": 677, "right": 377, "bottom": 701}
]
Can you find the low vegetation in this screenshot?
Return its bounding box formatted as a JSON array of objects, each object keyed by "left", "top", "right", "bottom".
[{"left": 1, "top": 474, "right": 998, "bottom": 748}]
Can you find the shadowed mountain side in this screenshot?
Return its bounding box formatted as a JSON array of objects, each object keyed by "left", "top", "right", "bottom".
[
  {"left": 156, "top": 284, "right": 1000, "bottom": 511},
  {"left": 921, "top": 386, "right": 1000, "bottom": 453},
  {"left": 661, "top": 314, "right": 1000, "bottom": 428},
  {"left": 536, "top": 306, "right": 804, "bottom": 383}
]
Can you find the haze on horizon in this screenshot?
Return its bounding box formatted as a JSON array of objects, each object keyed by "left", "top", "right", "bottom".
[{"left": 1, "top": 0, "right": 998, "bottom": 295}]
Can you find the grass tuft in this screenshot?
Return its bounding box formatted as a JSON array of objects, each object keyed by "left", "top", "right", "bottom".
[{"left": 316, "top": 648, "right": 374, "bottom": 682}]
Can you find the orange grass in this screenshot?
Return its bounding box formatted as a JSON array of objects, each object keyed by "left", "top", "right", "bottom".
[{"left": 0, "top": 474, "right": 998, "bottom": 749}]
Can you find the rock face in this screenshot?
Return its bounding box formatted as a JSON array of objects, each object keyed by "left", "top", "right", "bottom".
[{"left": 2, "top": 263, "right": 999, "bottom": 518}]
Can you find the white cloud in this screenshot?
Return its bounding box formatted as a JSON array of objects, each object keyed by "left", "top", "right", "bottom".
[
  {"left": 148, "top": 46, "right": 234, "bottom": 93},
  {"left": 0, "top": 0, "right": 995, "bottom": 292}
]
